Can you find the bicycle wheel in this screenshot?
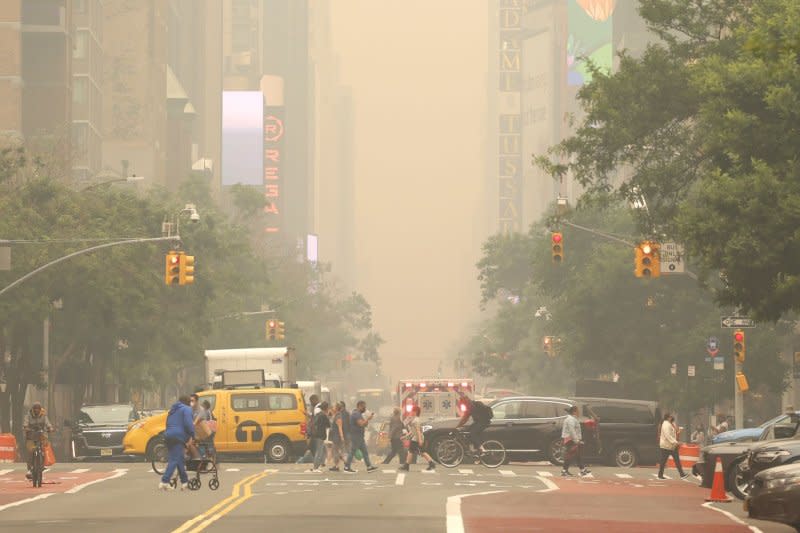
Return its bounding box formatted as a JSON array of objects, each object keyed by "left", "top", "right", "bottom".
[
  {"left": 151, "top": 446, "right": 168, "bottom": 475},
  {"left": 32, "top": 450, "right": 43, "bottom": 488},
  {"left": 479, "top": 440, "right": 506, "bottom": 468},
  {"left": 434, "top": 437, "right": 464, "bottom": 468}
]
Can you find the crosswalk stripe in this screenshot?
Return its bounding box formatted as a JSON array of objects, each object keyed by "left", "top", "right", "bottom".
[
  {"left": 382, "top": 469, "right": 396, "bottom": 474},
  {"left": 458, "top": 468, "right": 474, "bottom": 474},
  {"left": 225, "top": 468, "right": 240, "bottom": 472},
  {"left": 69, "top": 468, "right": 90, "bottom": 473},
  {"left": 499, "top": 470, "right": 516, "bottom": 477},
  {"left": 581, "top": 473, "right": 594, "bottom": 478},
  {"left": 395, "top": 473, "right": 405, "bottom": 486},
  {"left": 0, "top": 469, "right": 13, "bottom": 476},
  {"left": 615, "top": 473, "right": 633, "bottom": 479},
  {"left": 653, "top": 473, "right": 670, "bottom": 479},
  {"left": 421, "top": 469, "right": 436, "bottom": 474},
  {"left": 537, "top": 471, "right": 553, "bottom": 477}
]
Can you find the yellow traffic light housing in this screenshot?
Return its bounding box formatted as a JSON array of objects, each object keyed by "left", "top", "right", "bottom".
[
  {"left": 267, "top": 319, "right": 277, "bottom": 340},
  {"left": 180, "top": 254, "right": 195, "bottom": 285},
  {"left": 165, "top": 251, "right": 180, "bottom": 285},
  {"left": 733, "top": 329, "right": 746, "bottom": 363},
  {"left": 736, "top": 372, "right": 749, "bottom": 392},
  {"left": 276, "top": 321, "right": 285, "bottom": 340},
  {"left": 635, "top": 241, "right": 660, "bottom": 278},
  {"left": 543, "top": 336, "right": 555, "bottom": 357},
  {"left": 551, "top": 232, "right": 563, "bottom": 264}
]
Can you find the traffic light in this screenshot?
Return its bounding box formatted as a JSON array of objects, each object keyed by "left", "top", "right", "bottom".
[
  {"left": 165, "top": 251, "right": 180, "bottom": 285},
  {"left": 543, "top": 336, "right": 555, "bottom": 357},
  {"left": 635, "top": 241, "right": 660, "bottom": 278},
  {"left": 551, "top": 232, "right": 563, "bottom": 263},
  {"left": 276, "top": 321, "right": 285, "bottom": 340},
  {"left": 266, "top": 319, "right": 278, "bottom": 340},
  {"left": 736, "top": 371, "right": 749, "bottom": 392},
  {"left": 733, "top": 329, "right": 746, "bottom": 363},
  {"left": 180, "top": 254, "right": 195, "bottom": 285}
]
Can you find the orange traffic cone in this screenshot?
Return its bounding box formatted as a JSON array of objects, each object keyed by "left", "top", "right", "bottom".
[{"left": 705, "top": 457, "right": 732, "bottom": 503}]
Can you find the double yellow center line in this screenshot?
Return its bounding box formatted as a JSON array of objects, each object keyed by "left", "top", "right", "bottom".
[{"left": 171, "top": 470, "right": 271, "bottom": 533}]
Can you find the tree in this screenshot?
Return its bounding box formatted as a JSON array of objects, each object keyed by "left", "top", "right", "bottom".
[{"left": 537, "top": 0, "right": 800, "bottom": 321}]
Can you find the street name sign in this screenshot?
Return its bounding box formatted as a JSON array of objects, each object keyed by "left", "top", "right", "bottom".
[
  {"left": 660, "top": 242, "right": 685, "bottom": 274},
  {"left": 720, "top": 316, "right": 755, "bottom": 328}
]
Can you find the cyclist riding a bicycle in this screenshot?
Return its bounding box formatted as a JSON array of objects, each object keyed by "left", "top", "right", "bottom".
[
  {"left": 454, "top": 391, "right": 493, "bottom": 452},
  {"left": 23, "top": 402, "right": 53, "bottom": 476}
]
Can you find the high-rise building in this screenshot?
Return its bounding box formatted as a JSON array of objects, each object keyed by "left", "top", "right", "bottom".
[
  {"left": 0, "top": 0, "right": 73, "bottom": 171},
  {"left": 71, "top": 0, "right": 103, "bottom": 181}
]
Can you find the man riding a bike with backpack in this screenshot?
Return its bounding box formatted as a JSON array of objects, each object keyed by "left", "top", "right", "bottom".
[
  {"left": 23, "top": 402, "right": 53, "bottom": 479},
  {"left": 454, "top": 390, "right": 493, "bottom": 452}
]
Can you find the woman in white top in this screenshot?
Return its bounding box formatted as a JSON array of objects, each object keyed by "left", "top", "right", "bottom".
[{"left": 657, "top": 413, "right": 688, "bottom": 479}]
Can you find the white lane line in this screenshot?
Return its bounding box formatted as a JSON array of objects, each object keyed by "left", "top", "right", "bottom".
[
  {"left": 0, "top": 493, "right": 55, "bottom": 512},
  {"left": 535, "top": 476, "right": 560, "bottom": 493},
  {"left": 498, "top": 470, "right": 516, "bottom": 477},
  {"left": 225, "top": 468, "right": 240, "bottom": 472},
  {"left": 0, "top": 469, "right": 13, "bottom": 476},
  {"left": 537, "top": 471, "right": 553, "bottom": 477},
  {"left": 69, "top": 468, "right": 90, "bottom": 474},
  {"left": 382, "top": 469, "right": 396, "bottom": 474},
  {"left": 446, "top": 490, "right": 506, "bottom": 533},
  {"left": 395, "top": 473, "right": 405, "bottom": 486},
  {"left": 702, "top": 502, "right": 763, "bottom": 533},
  {"left": 458, "top": 468, "right": 474, "bottom": 475},
  {"left": 421, "top": 469, "right": 436, "bottom": 474},
  {"left": 615, "top": 473, "right": 633, "bottom": 479},
  {"left": 65, "top": 468, "right": 128, "bottom": 494}
]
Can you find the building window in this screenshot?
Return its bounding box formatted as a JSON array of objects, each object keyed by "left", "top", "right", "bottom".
[
  {"left": 73, "top": 32, "right": 88, "bottom": 59},
  {"left": 72, "top": 123, "right": 88, "bottom": 162},
  {"left": 74, "top": 0, "right": 86, "bottom": 14},
  {"left": 73, "top": 77, "right": 88, "bottom": 104}
]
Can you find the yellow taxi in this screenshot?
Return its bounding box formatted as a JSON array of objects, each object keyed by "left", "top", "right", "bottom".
[{"left": 123, "top": 388, "right": 308, "bottom": 462}]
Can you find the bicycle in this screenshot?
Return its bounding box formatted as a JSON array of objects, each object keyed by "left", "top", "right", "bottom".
[
  {"left": 28, "top": 430, "right": 46, "bottom": 488},
  {"left": 433, "top": 429, "right": 506, "bottom": 468}
]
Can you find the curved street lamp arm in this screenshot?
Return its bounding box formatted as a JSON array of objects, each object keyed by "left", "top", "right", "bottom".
[{"left": 0, "top": 235, "right": 181, "bottom": 298}]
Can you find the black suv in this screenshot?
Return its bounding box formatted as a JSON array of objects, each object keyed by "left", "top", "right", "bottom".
[
  {"left": 68, "top": 404, "right": 139, "bottom": 460},
  {"left": 571, "top": 397, "right": 661, "bottom": 468},
  {"left": 422, "top": 396, "right": 591, "bottom": 464}
]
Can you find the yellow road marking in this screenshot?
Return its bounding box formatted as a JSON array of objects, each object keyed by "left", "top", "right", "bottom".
[
  {"left": 171, "top": 471, "right": 268, "bottom": 533},
  {"left": 186, "top": 471, "right": 269, "bottom": 532}
]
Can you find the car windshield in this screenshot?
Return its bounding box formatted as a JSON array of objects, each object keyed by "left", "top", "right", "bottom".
[
  {"left": 77, "top": 405, "right": 138, "bottom": 425},
  {"left": 758, "top": 414, "right": 788, "bottom": 428}
]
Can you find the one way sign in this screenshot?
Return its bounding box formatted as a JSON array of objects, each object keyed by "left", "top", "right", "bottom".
[{"left": 720, "top": 316, "right": 756, "bottom": 328}]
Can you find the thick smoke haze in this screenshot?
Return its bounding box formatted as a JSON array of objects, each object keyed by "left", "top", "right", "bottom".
[{"left": 330, "top": 1, "right": 489, "bottom": 381}]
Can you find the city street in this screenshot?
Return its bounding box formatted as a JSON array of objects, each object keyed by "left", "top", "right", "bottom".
[{"left": 0, "top": 462, "right": 791, "bottom": 532}]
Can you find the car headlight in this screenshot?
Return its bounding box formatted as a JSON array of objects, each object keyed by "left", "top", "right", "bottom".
[
  {"left": 422, "top": 425, "right": 432, "bottom": 433},
  {"left": 129, "top": 421, "right": 145, "bottom": 431},
  {"left": 754, "top": 450, "right": 791, "bottom": 462},
  {"left": 764, "top": 475, "right": 800, "bottom": 490}
]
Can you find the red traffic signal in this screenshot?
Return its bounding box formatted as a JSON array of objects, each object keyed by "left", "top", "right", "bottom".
[
  {"left": 734, "top": 331, "right": 744, "bottom": 343},
  {"left": 551, "top": 232, "right": 563, "bottom": 263}
]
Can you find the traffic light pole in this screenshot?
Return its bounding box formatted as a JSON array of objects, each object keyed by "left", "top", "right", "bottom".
[
  {"left": 734, "top": 360, "right": 744, "bottom": 429},
  {"left": 0, "top": 235, "right": 181, "bottom": 298}
]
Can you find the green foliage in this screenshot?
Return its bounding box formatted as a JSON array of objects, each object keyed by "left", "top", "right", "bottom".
[
  {"left": 466, "top": 204, "right": 789, "bottom": 409},
  {"left": 537, "top": 0, "right": 800, "bottom": 321}
]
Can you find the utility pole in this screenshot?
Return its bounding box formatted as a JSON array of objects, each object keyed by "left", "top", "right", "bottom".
[{"left": 734, "top": 360, "right": 743, "bottom": 429}]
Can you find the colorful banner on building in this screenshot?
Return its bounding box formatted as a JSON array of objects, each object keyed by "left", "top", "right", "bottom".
[
  {"left": 261, "top": 75, "right": 285, "bottom": 235},
  {"left": 567, "top": 0, "right": 615, "bottom": 86},
  {"left": 221, "top": 91, "right": 264, "bottom": 186}
]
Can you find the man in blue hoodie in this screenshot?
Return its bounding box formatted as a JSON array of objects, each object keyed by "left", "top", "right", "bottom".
[{"left": 159, "top": 395, "right": 195, "bottom": 490}]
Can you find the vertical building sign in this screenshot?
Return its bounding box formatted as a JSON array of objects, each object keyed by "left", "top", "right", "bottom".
[
  {"left": 498, "top": 0, "right": 523, "bottom": 233},
  {"left": 261, "top": 76, "right": 286, "bottom": 235}
]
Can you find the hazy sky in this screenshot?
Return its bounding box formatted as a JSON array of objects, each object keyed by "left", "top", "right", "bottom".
[{"left": 330, "top": 1, "right": 489, "bottom": 382}]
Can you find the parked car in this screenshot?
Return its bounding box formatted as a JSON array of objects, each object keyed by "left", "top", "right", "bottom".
[
  {"left": 694, "top": 412, "right": 800, "bottom": 499},
  {"left": 745, "top": 463, "right": 800, "bottom": 530},
  {"left": 67, "top": 404, "right": 140, "bottom": 461},
  {"left": 570, "top": 397, "right": 661, "bottom": 468},
  {"left": 422, "top": 396, "right": 593, "bottom": 465},
  {"left": 713, "top": 412, "right": 799, "bottom": 444},
  {"left": 745, "top": 436, "right": 800, "bottom": 481}
]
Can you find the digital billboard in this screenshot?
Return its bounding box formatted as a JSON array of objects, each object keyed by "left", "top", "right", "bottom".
[
  {"left": 567, "top": 0, "right": 615, "bottom": 86},
  {"left": 221, "top": 91, "right": 264, "bottom": 186}
]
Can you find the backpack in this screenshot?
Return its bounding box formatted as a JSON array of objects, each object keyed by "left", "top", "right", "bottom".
[{"left": 471, "top": 401, "right": 494, "bottom": 423}]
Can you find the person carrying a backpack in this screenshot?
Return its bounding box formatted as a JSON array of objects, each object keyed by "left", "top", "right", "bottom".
[{"left": 454, "top": 391, "right": 493, "bottom": 452}]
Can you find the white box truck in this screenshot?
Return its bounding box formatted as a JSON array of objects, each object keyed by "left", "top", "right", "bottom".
[{"left": 204, "top": 347, "right": 296, "bottom": 388}]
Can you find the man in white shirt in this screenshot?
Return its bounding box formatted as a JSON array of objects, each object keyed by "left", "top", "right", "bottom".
[
  {"left": 658, "top": 413, "right": 689, "bottom": 479},
  {"left": 561, "top": 405, "right": 590, "bottom": 477}
]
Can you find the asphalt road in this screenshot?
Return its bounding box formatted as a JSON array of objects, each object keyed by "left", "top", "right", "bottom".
[{"left": 0, "top": 461, "right": 793, "bottom": 532}]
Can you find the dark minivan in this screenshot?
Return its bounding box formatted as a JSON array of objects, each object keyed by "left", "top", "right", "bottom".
[
  {"left": 571, "top": 397, "right": 661, "bottom": 468},
  {"left": 68, "top": 403, "right": 139, "bottom": 460}
]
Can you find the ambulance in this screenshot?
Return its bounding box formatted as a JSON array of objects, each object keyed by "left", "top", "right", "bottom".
[{"left": 397, "top": 379, "right": 474, "bottom": 420}]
